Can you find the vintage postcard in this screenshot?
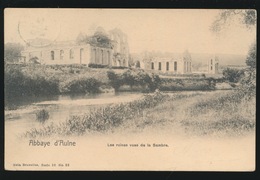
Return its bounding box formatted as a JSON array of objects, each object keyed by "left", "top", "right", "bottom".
[{"left": 4, "top": 8, "right": 256, "bottom": 171}]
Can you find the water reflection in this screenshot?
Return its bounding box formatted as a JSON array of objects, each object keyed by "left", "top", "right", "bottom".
[{"left": 5, "top": 92, "right": 143, "bottom": 123}]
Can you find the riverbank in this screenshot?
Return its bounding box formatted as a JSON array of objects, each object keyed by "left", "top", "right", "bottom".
[
  {"left": 5, "top": 64, "right": 228, "bottom": 109},
  {"left": 22, "top": 90, "right": 255, "bottom": 138}
]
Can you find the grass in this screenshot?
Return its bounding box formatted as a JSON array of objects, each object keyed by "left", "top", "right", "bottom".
[
  {"left": 160, "top": 78, "right": 215, "bottom": 91},
  {"left": 24, "top": 91, "right": 168, "bottom": 138},
  {"left": 36, "top": 109, "right": 50, "bottom": 124},
  {"left": 180, "top": 90, "right": 255, "bottom": 136},
  {"left": 23, "top": 90, "right": 255, "bottom": 138}
]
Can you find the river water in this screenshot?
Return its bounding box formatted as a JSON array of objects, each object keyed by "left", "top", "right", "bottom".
[{"left": 5, "top": 92, "right": 143, "bottom": 135}]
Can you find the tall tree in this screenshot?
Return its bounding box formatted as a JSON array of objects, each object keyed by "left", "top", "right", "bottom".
[
  {"left": 210, "top": 10, "right": 256, "bottom": 34},
  {"left": 246, "top": 42, "right": 256, "bottom": 69},
  {"left": 211, "top": 10, "right": 256, "bottom": 98},
  {"left": 211, "top": 10, "right": 256, "bottom": 69},
  {"left": 4, "top": 43, "right": 24, "bottom": 63}
]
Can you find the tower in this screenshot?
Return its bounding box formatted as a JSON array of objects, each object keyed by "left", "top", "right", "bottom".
[{"left": 208, "top": 56, "right": 219, "bottom": 74}]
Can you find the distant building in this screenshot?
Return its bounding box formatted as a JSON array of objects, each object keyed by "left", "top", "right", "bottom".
[
  {"left": 20, "top": 28, "right": 129, "bottom": 67},
  {"left": 140, "top": 50, "right": 192, "bottom": 74},
  {"left": 208, "top": 56, "right": 219, "bottom": 74}
]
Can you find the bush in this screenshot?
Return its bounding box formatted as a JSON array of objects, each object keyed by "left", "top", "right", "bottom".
[
  {"left": 222, "top": 68, "right": 244, "bottom": 83},
  {"left": 160, "top": 78, "right": 214, "bottom": 91},
  {"left": 5, "top": 65, "right": 59, "bottom": 107},
  {"left": 24, "top": 91, "right": 169, "bottom": 137},
  {"left": 36, "top": 109, "right": 50, "bottom": 124},
  {"left": 111, "top": 66, "right": 128, "bottom": 69},
  {"left": 107, "top": 70, "right": 123, "bottom": 91},
  {"left": 88, "top": 63, "right": 109, "bottom": 68},
  {"left": 60, "top": 77, "right": 101, "bottom": 94},
  {"left": 107, "top": 69, "right": 161, "bottom": 92}
]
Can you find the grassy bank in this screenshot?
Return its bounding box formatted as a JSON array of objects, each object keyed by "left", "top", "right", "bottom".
[
  {"left": 5, "top": 64, "right": 108, "bottom": 109},
  {"left": 5, "top": 64, "right": 221, "bottom": 110},
  {"left": 121, "top": 90, "right": 255, "bottom": 136},
  {"left": 180, "top": 90, "right": 255, "bottom": 136},
  {"left": 159, "top": 78, "right": 216, "bottom": 91},
  {"left": 24, "top": 91, "right": 168, "bottom": 138},
  {"left": 23, "top": 89, "right": 255, "bottom": 138}
]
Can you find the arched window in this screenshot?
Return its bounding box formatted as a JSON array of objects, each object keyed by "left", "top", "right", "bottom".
[
  {"left": 51, "top": 51, "right": 55, "bottom": 60},
  {"left": 166, "top": 62, "right": 169, "bottom": 71},
  {"left": 60, "top": 50, "right": 64, "bottom": 60},
  {"left": 101, "top": 49, "right": 104, "bottom": 64},
  {"left": 92, "top": 49, "right": 96, "bottom": 63},
  {"left": 151, "top": 62, "right": 154, "bottom": 70},
  {"left": 158, "top": 62, "right": 161, "bottom": 70},
  {"left": 174, "top": 61, "right": 177, "bottom": 71},
  {"left": 107, "top": 51, "right": 110, "bottom": 65},
  {"left": 80, "top": 48, "right": 84, "bottom": 63},
  {"left": 70, "top": 49, "right": 74, "bottom": 59}
]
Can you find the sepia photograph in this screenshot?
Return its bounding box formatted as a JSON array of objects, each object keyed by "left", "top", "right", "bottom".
[{"left": 4, "top": 8, "right": 256, "bottom": 171}]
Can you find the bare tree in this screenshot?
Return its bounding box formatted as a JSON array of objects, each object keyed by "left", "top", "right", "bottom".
[{"left": 210, "top": 10, "right": 256, "bottom": 34}]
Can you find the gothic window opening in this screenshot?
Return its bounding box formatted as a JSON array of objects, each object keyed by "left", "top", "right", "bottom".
[
  {"left": 80, "top": 48, "right": 84, "bottom": 63},
  {"left": 174, "top": 61, "right": 177, "bottom": 71},
  {"left": 70, "top": 49, "right": 74, "bottom": 59},
  {"left": 107, "top": 51, "right": 110, "bottom": 65},
  {"left": 60, "top": 50, "right": 64, "bottom": 60},
  {"left": 101, "top": 50, "right": 104, "bottom": 64},
  {"left": 166, "top": 62, "right": 169, "bottom": 71},
  {"left": 93, "top": 49, "right": 96, "bottom": 63},
  {"left": 51, "top": 51, "right": 55, "bottom": 60},
  {"left": 151, "top": 62, "right": 154, "bottom": 70}
]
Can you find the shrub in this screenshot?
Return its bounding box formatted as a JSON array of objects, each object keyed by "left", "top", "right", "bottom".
[
  {"left": 5, "top": 64, "right": 59, "bottom": 99},
  {"left": 24, "top": 91, "right": 168, "bottom": 137},
  {"left": 159, "top": 78, "right": 214, "bottom": 91},
  {"left": 88, "top": 63, "right": 109, "bottom": 68},
  {"left": 222, "top": 68, "right": 244, "bottom": 83},
  {"left": 60, "top": 77, "right": 101, "bottom": 94},
  {"left": 147, "top": 73, "right": 161, "bottom": 92},
  {"left": 107, "top": 70, "right": 123, "bottom": 91},
  {"left": 111, "top": 66, "right": 128, "bottom": 69},
  {"left": 36, "top": 109, "right": 50, "bottom": 124},
  {"left": 107, "top": 69, "right": 161, "bottom": 92}
]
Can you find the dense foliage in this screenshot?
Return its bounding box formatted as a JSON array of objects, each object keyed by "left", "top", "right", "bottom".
[
  {"left": 4, "top": 43, "right": 24, "bottom": 63},
  {"left": 160, "top": 78, "right": 215, "bottom": 91},
  {"left": 60, "top": 77, "right": 101, "bottom": 94},
  {"left": 222, "top": 68, "right": 244, "bottom": 83},
  {"left": 76, "top": 29, "right": 115, "bottom": 49},
  {"left": 107, "top": 69, "right": 161, "bottom": 92}
]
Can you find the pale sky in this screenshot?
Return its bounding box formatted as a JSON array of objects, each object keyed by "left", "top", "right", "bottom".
[{"left": 4, "top": 8, "right": 256, "bottom": 55}]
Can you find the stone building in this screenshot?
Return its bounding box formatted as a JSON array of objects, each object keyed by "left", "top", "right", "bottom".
[
  {"left": 20, "top": 28, "right": 129, "bottom": 67},
  {"left": 208, "top": 56, "right": 219, "bottom": 74},
  {"left": 140, "top": 50, "right": 192, "bottom": 74}
]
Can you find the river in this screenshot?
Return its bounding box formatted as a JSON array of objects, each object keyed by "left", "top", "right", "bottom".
[{"left": 5, "top": 92, "right": 143, "bottom": 135}]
